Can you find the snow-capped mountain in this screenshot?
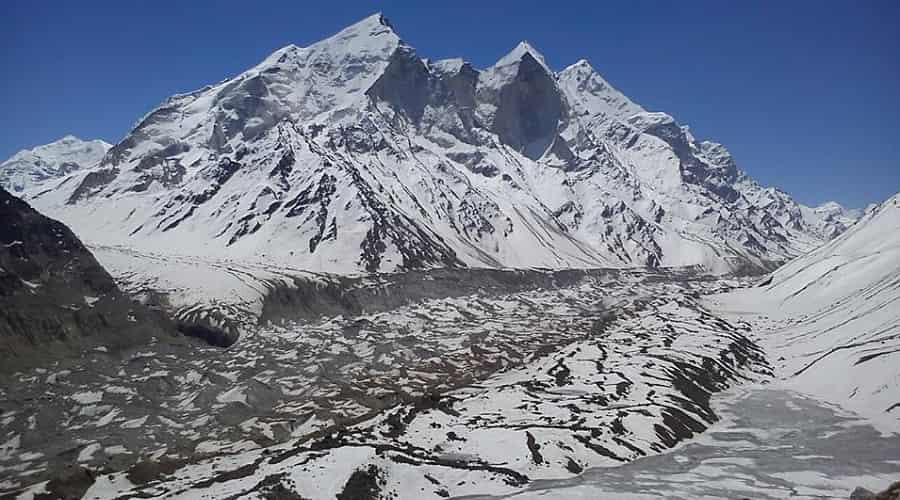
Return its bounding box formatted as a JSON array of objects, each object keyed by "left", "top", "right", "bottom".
[
  {"left": 23, "top": 14, "right": 858, "bottom": 274},
  {"left": 0, "top": 135, "right": 110, "bottom": 193},
  {"left": 804, "top": 200, "right": 864, "bottom": 239}
]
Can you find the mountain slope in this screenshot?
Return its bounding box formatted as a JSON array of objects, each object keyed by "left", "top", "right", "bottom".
[
  {"left": 0, "top": 135, "right": 110, "bottom": 193},
  {"left": 0, "top": 187, "right": 164, "bottom": 369},
  {"left": 712, "top": 192, "right": 900, "bottom": 428},
  {"left": 22, "top": 13, "right": 856, "bottom": 275}
]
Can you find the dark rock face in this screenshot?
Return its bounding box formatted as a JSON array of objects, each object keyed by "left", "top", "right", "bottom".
[
  {"left": 0, "top": 188, "right": 165, "bottom": 369},
  {"left": 336, "top": 465, "right": 384, "bottom": 500},
  {"left": 67, "top": 167, "right": 118, "bottom": 204},
  {"left": 443, "top": 64, "right": 478, "bottom": 115},
  {"left": 852, "top": 487, "right": 877, "bottom": 500},
  {"left": 367, "top": 46, "right": 432, "bottom": 123},
  {"left": 491, "top": 53, "right": 564, "bottom": 159},
  {"left": 33, "top": 465, "right": 96, "bottom": 500},
  {"left": 851, "top": 481, "right": 900, "bottom": 500},
  {"left": 880, "top": 482, "right": 900, "bottom": 500},
  {"left": 370, "top": 50, "right": 484, "bottom": 149}
]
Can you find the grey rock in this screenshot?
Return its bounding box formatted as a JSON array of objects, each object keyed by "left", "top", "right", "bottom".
[
  {"left": 851, "top": 487, "right": 876, "bottom": 500},
  {"left": 490, "top": 52, "right": 563, "bottom": 160},
  {"left": 0, "top": 187, "right": 169, "bottom": 370}
]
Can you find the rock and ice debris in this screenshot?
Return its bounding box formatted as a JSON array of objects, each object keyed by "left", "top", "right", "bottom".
[{"left": 1, "top": 269, "right": 772, "bottom": 498}]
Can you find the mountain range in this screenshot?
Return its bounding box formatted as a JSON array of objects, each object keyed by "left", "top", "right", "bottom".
[{"left": 1, "top": 13, "right": 861, "bottom": 275}]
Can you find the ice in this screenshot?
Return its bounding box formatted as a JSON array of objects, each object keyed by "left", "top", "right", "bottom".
[{"left": 71, "top": 391, "right": 103, "bottom": 405}]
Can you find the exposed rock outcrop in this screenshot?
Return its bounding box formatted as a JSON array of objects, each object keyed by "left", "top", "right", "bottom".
[{"left": 0, "top": 187, "right": 167, "bottom": 370}]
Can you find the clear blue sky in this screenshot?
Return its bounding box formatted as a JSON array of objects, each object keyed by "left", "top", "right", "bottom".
[{"left": 3, "top": 1, "right": 898, "bottom": 208}]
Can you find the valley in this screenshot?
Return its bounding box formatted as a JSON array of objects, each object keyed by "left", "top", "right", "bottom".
[
  {"left": 0, "top": 11, "right": 897, "bottom": 500},
  {"left": 3, "top": 267, "right": 770, "bottom": 498}
]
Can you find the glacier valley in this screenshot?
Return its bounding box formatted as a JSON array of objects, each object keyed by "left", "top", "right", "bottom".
[{"left": 0, "top": 12, "right": 897, "bottom": 500}]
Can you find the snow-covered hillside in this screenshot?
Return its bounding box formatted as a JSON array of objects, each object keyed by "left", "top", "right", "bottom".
[
  {"left": 712, "top": 192, "right": 900, "bottom": 428},
  {"left": 18, "top": 13, "right": 857, "bottom": 276},
  {"left": 0, "top": 136, "right": 110, "bottom": 193}
]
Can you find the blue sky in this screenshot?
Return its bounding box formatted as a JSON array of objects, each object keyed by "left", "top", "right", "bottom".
[{"left": 2, "top": 1, "right": 898, "bottom": 208}]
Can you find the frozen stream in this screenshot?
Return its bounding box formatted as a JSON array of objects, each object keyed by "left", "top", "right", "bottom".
[{"left": 471, "top": 385, "right": 900, "bottom": 499}]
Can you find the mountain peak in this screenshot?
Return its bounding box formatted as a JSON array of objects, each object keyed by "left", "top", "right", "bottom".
[
  {"left": 496, "top": 40, "right": 551, "bottom": 72},
  {"left": 430, "top": 57, "right": 467, "bottom": 76},
  {"left": 811, "top": 200, "right": 863, "bottom": 224},
  {"left": 303, "top": 12, "right": 402, "bottom": 64},
  {"left": 374, "top": 12, "right": 393, "bottom": 29},
  {"left": 328, "top": 12, "right": 398, "bottom": 44},
  {"left": 49, "top": 135, "right": 113, "bottom": 150},
  {"left": 1, "top": 136, "right": 111, "bottom": 193},
  {"left": 558, "top": 58, "right": 644, "bottom": 121},
  {"left": 343, "top": 12, "right": 394, "bottom": 33},
  {"left": 559, "top": 58, "right": 605, "bottom": 82},
  {"left": 261, "top": 12, "right": 401, "bottom": 69},
  {"left": 11, "top": 136, "right": 110, "bottom": 159},
  {"left": 227, "top": 12, "right": 405, "bottom": 125},
  {"left": 566, "top": 58, "right": 594, "bottom": 72},
  {"left": 814, "top": 201, "right": 846, "bottom": 212}
]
